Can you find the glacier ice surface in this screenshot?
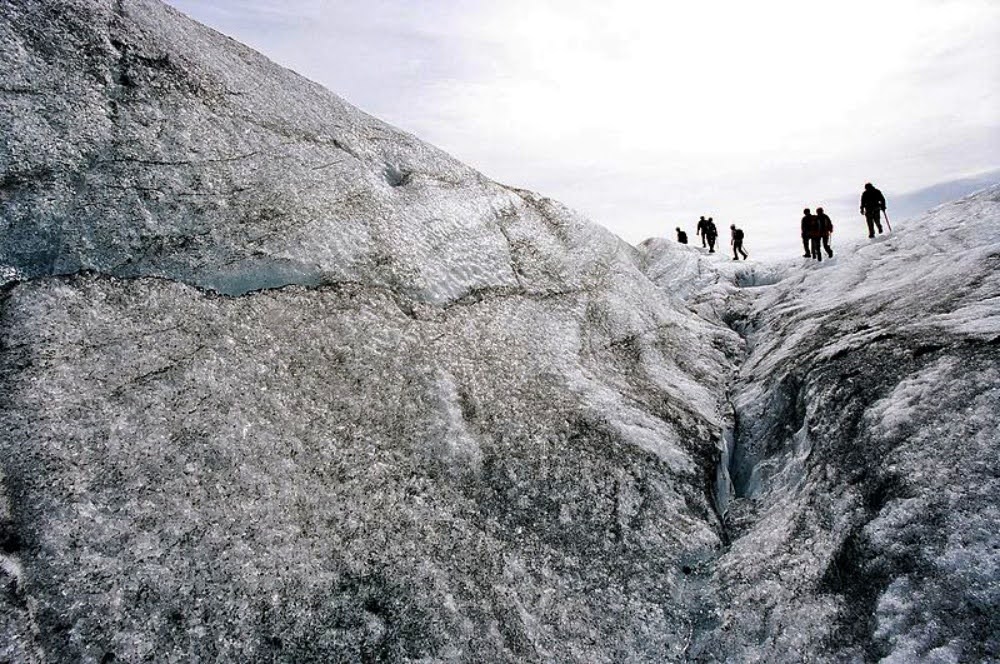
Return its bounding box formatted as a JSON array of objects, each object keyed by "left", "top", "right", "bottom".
[{"left": 1, "top": 0, "right": 998, "bottom": 661}]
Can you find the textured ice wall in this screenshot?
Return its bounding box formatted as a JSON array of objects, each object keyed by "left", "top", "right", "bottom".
[
  {"left": 689, "top": 186, "right": 1000, "bottom": 662},
  {"left": 0, "top": 1, "right": 745, "bottom": 662},
  {"left": 3, "top": 0, "right": 998, "bottom": 661},
  {"left": 0, "top": 270, "right": 739, "bottom": 662}
]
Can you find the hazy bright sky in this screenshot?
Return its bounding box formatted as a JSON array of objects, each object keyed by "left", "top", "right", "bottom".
[{"left": 169, "top": 0, "right": 999, "bottom": 255}]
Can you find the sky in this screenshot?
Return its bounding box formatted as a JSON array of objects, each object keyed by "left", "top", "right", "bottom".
[{"left": 168, "top": 0, "right": 1000, "bottom": 256}]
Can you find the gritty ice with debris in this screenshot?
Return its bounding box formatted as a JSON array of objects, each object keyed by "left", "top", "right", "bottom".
[{"left": 1, "top": 1, "right": 998, "bottom": 662}]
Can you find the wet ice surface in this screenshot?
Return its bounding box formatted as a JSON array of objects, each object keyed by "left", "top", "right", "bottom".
[{"left": 2, "top": 0, "right": 999, "bottom": 662}]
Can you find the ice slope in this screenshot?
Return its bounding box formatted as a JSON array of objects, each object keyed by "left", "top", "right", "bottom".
[
  {"left": 2, "top": 0, "right": 998, "bottom": 662},
  {"left": 1, "top": 0, "right": 615, "bottom": 305},
  {"left": 653, "top": 187, "right": 999, "bottom": 663},
  {"left": 0, "top": 273, "right": 741, "bottom": 663},
  {"left": 0, "top": 1, "right": 742, "bottom": 662}
]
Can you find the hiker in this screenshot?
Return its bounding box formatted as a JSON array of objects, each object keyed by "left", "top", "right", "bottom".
[
  {"left": 730, "top": 224, "right": 748, "bottom": 260},
  {"left": 803, "top": 210, "right": 823, "bottom": 261},
  {"left": 676, "top": 227, "right": 688, "bottom": 244},
  {"left": 860, "top": 182, "right": 886, "bottom": 238},
  {"left": 816, "top": 207, "right": 834, "bottom": 258},
  {"left": 800, "top": 208, "right": 814, "bottom": 258},
  {"left": 705, "top": 217, "right": 718, "bottom": 253},
  {"left": 696, "top": 216, "right": 710, "bottom": 247}
]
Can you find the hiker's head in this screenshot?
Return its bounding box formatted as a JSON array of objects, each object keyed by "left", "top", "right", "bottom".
[
  {"left": 817, "top": 207, "right": 824, "bottom": 214},
  {"left": 865, "top": 183, "right": 873, "bottom": 190},
  {"left": 708, "top": 217, "right": 713, "bottom": 221},
  {"left": 676, "top": 227, "right": 681, "bottom": 231},
  {"left": 803, "top": 208, "right": 811, "bottom": 214},
  {"left": 700, "top": 216, "right": 706, "bottom": 221},
  {"left": 730, "top": 224, "right": 736, "bottom": 229}
]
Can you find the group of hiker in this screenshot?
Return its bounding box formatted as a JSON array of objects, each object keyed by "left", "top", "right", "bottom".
[
  {"left": 675, "top": 217, "right": 749, "bottom": 261},
  {"left": 673, "top": 182, "right": 889, "bottom": 263},
  {"left": 800, "top": 207, "right": 834, "bottom": 261},
  {"left": 800, "top": 182, "right": 888, "bottom": 261},
  {"left": 674, "top": 217, "right": 717, "bottom": 251}
]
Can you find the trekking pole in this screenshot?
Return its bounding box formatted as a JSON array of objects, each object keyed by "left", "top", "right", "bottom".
[{"left": 883, "top": 210, "right": 892, "bottom": 232}]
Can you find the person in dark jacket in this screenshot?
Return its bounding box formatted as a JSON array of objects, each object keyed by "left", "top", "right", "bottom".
[
  {"left": 800, "top": 208, "right": 814, "bottom": 257},
  {"left": 816, "top": 207, "right": 834, "bottom": 257},
  {"left": 730, "top": 224, "right": 748, "bottom": 260},
  {"left": 860, "top": 183, "right": 886, "bottom": 238},
  {"left": 705, "top": 217, "right": 718, "bottom": 253},
  {"left": 803, "top": 212, "right": 823, "bottom": 261},
  {"left": 696, "top": 216, "right": 709, "bottom": 247},
  {"left": 676, "top": 227, "right": 688, "bottom": 244}
]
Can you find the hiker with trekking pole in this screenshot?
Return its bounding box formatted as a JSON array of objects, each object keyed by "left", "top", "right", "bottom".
[
  {"left": 696, "top": 216, "right": 710, "bottom": 248},
  {"left": 860, "top": 182, "right": 888, "bottom": 238}
]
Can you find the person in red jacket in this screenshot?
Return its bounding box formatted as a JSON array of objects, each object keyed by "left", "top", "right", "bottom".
[
  {"left": 802, "top": 209, "right": 824, "bottom": 261},
  {"left": 816, "top": 207, "right": 834, "bottom": 258}
]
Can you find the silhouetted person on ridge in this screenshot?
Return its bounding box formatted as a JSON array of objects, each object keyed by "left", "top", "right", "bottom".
[
  {"left": 860, "top": 182, "right": 886, "bottom": 238},
  {"left": 800, "top": 208, "right": 814, "bottom": 258},
  {"left": 676, "top": 227, "right": 688, "bottom": 244},
  {"left": 816, "top": 207, "right": 834, "bottom": 258},
  {"left": 803, "top": 210, "right": 823, "bottom": 261},
  {"left": 696, "top": 216, "right": 709, "bottom": 247},
  {"left": 730, "top": 224, "right": 748, "bottom": 260},
  {"left": 705, "top": 217, "right": 718, "bottom": 253}
]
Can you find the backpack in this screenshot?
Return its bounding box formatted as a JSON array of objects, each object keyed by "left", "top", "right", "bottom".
[{"left": 734, "top": 228, "right": 744, "bottom": 242}]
